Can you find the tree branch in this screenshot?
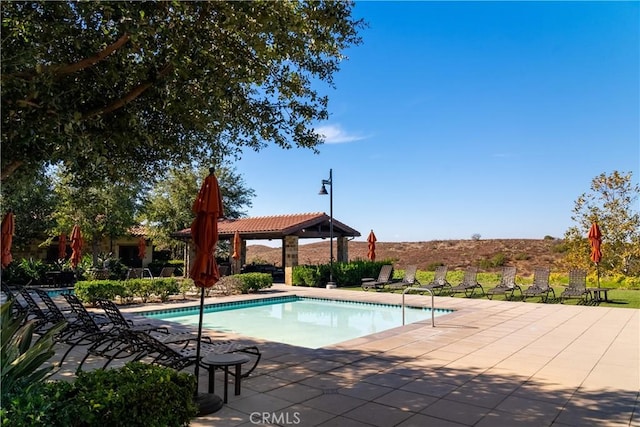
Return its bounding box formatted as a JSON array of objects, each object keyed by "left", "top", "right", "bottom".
[
  {"left": 1, "top": 160, "right": 24, "bottom": 181},
  {"left": 2, "top": 33, "right": 130, "bottom": 81},
  {"left": 83, "top": 63, "right": 174, "bottom": 118}
]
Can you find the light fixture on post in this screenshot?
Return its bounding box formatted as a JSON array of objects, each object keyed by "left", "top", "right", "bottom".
[{"left": 318, "top": 168, "right": 335, "bottom": 288}]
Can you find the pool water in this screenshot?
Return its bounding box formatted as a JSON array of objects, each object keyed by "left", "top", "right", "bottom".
[{"left": 144, "top": 296, "right": 452, "bottom": 349}]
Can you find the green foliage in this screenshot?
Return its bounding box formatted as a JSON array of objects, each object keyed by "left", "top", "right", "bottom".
[
  {"left": 236, "top": 273, "right": 273, "bottom": 294},
  {"left": 1, "top": 1, "right": 364, "bottom": 186},
  {"left": 477, "top": 253, "right": 507, "bottom": 269},
  {"left": 74, "top": 278, "right": 181, "bottom": 304},
  {"left": 564, "top": 171, "right": 640, "bottom": 275},
  {"left": 426, "top": 262, "right": 445, "bottom": 271},
  {"left": 1, "top": 362, "right": 197, "bottom": 427},
  {"left": 292, "top": 265, "right": 322, "bottom": 287},
  {"left": 1, "top": 301, "right": 66, "bottom": 399}
]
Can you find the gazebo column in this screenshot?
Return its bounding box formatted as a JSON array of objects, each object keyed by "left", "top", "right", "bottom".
[
  {"left": 283, "top": 235, "right": 299, "bottom": 285},
  {"left": 337, "top": 236, "right": 349, "bottom": 263}
]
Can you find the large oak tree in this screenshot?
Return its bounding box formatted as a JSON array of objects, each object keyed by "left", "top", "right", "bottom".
[{"left": 1, "top": 1, "right": 363, "bottom": 184}]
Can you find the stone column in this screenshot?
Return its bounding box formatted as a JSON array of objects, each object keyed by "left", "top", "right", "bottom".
[
  {"left": 337, "top": 236, "right": 349, "bottom": 263},
  {"left": 283, "top": 235, "right": 299, "bottom": 285}
]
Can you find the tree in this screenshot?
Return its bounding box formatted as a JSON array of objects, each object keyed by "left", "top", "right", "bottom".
[
  {"left": 564, "top": 171, "right": 640, "bottom": 275},
  {"left": 1, "top": 1, "right": 364, "bottom": 185},
  {"left": 0, "top": 166, "right": 57, "bottom": 251},
  {"left": 52, "top": 170, "right": 143, "bottom": 266},
  {"left": 141, "top": 165, "right": 255, "bottom": 256}
]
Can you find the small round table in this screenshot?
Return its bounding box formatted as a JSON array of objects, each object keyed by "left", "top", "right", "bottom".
[{"left": 201, "top": 353, "right": 251, "bottom": 403}]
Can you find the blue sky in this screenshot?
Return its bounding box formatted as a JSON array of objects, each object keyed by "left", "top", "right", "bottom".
[{"left": 234, "top": 1, "right": 639, "bottom": 246}]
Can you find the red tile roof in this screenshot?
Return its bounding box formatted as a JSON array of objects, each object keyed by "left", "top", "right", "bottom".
[{"left": 172, "top": 212, "right": 360, "bottom": 240}]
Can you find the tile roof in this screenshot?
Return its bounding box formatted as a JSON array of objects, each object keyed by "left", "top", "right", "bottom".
[{"left": 172, "top": 212, "right": 360, "bottom": 240}]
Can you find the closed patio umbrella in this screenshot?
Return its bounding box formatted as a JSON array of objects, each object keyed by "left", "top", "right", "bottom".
[
  {"left": 1, "top": 210, "right": 15, "bottom": 269},
  {"left": 232, "top": 230, "right": 241, "bottom": 274},
  {"left": 190, "top": 167, "right": 224, "bottom": 413},
  {"left": 588, "top": 222, "right": 602, "bottom": 286},
  {"left": 367, "top": 229, "right": 377, "bottom": 261},
  {"left": 70, "top": 224, "right": 82, "bottom": 269},
  {"left": 138, "top": 237, "right": 146, "bottom": 260},
  {"left": 58, "top": 233, "right": 67, "bottom": 260}
]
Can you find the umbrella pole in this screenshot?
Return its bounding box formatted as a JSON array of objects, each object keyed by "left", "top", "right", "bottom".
[
  {"left": 193, "top": 287, "right": 223, "bottom": 415},
  {"left": 596, "top": 263, "right": 600, "bottom": 287}
]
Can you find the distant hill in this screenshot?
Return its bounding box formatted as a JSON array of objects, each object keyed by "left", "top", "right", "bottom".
[{"left": 246, "top": 239, "right": 566, "bottom": 276}]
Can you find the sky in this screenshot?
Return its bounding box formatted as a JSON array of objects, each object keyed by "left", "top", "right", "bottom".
[{"left": 234, "top": 1, "right": 639, "bottom": 247}]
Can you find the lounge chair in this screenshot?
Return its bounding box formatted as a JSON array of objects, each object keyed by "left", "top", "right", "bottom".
[
  {"left": 522, "top": 267, "right": 554, "bottom": 302},
  {"left": 449, "top": 267, "right": 485, "bottom": 297},
  {"left": 415, "top": 265, "right": 451, "bottom": 295},
  {"left": 91, "top": 329, "right": 262, "bottom": 378},
  {"left": 386, "top": 265, "right": 420, "bottom": 291},
  {"left": 96, "top": 298, "right": 169, "bottom": 334},
  {"left": 158, "top": 266, "right": 176, "bottom": 277},
  {"left": 560, "top": 269, "right": 590, "bottom": 303},
  {"left": 18, "top": 287, "right": 68, "bottom": 334},
  {"left": 361, "top": 264, "right": 394, "bottom": 291},
  {"left": 1, "top": 281, "right": 29, "bottom": 318},
  {"left": 486, "top": 266, "right": 521, "bottom": 300}
]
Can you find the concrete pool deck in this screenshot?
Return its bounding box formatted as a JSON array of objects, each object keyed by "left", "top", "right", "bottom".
[{"left": 52, "top": 284, "right": 639, "bottom": 426}]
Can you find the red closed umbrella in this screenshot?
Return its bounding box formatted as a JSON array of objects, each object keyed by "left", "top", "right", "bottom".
[
  {"left": 367, "top": 230, "right": 377, "bottom": 261},
  {"left": 190, "top": 168, "right": 224, "bottom": 410},
  {"left": 70, "top": 225, "right": 82, "bottom": 269},
  {"left": 232, "top": 231, "right": 241, "bottom": 260},
  {"left": 1, "top": 211, "right": 15, "bottom": 269},
  {"left": 58, "top": 233, "right": 67, "bottom": 260},
  {"left": 588, "top": 222, "right": 602, "bottom": 286},
  {"left": 138, "top": 237, "right": 147, "bottom": 260}
]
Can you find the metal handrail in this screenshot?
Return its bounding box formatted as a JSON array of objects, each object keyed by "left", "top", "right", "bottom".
[{"left": 402, "top": 287, "right": 435, "bottom": 327}]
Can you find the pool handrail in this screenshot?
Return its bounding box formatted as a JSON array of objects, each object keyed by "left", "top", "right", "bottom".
[{"left": 402, "top": 287, "right": 435, "bottom": 327}]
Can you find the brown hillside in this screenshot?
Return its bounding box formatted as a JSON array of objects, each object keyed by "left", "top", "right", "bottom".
[{"left": 246, "top": 239, "right": 566, "bottom": 276}]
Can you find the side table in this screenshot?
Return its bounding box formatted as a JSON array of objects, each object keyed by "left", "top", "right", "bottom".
[{"left": 202, "top": 353, "right": 251, "bottom": 403}]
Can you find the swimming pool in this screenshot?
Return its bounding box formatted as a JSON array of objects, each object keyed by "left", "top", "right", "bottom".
[{"left": 143, "top": 296, "right": 452, "bottom": 349}]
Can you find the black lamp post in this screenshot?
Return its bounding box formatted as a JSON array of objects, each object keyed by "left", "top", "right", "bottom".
[{"left": 318, "top": 168, "right": 334, "bottom": 286}]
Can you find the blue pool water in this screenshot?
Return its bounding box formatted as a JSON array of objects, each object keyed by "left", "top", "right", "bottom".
[{"left": 143, "top": 296, "right": 452, "bottom": 349}]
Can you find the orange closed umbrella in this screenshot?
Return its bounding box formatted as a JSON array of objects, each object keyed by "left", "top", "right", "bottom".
[
  {"left": 588, "top": 222, "right": 602, "bottom": 286},
  {"left": 58, "top": 233, "right": 67, "bottom": 260},
  {"left": 190, "top": 168, "right": 225, "bottom": 406},
  {"left": 1, "top": 210, "right": 15, "bottom": 269},
  {"left": 138, "top": 237, "right": 147, "bottom": 260},
  {"left": 232, "top": 231, "right": 241, "bottom": 260},
  {"left": 70, "top": 224, "right": 83, "bottom": 269},
  {"left": 367, "top": 229, "right": 377, "bottom": 261}
]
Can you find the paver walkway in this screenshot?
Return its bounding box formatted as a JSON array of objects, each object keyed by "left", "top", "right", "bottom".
[{"left": 51, "top": 284, "right": 639, "bottom": 426}]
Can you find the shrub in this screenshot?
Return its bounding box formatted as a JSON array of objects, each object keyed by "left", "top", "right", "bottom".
[
  {"left": 1, "top": 362, "right": 197, "bottom": 427},
  {"left": 74, "top": 280, "right": 125, "bottom": 304},
  {"left": 478, "top": 253, "right": 507, "bottom": 269},
  {"left": 426, "top": 262, "right": 445, "bottom": 271},
  {"left": 292, "top": 265, "right": 321, "bottom": 287},
  {"left": 236, "top": 273, "right": 272, "bottom": 293},
  {"left": 152, "top": 278, "right": 180, "bottom": 302}
]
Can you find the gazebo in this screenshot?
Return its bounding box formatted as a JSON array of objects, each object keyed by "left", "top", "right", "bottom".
[{"left": 172, "top": 212, "right": 361, "bottom": 285}]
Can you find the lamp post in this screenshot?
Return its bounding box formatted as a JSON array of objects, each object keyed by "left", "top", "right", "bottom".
[{"left": 318, "top": 168, "right": 334, "bottom": 287}]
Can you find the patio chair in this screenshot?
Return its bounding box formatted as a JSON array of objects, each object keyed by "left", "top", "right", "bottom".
[
  {"left": 361, "top": 264, "right": 394, "bottom": 291},
  {"left": 18, "top": 287, "right": 68, "bottom": 334},
  {"left": 415, "top": 265, "right": 451, "bottom": 295},
  {"left": 449, "top": 267, "right": 485, "bottom": 297},
  {"left": 94, "top": 329, "right": 262, "bottom": 378},
  {"left": 96, "top": 298, "right": 169, "bottom": 334},
  {"left": 126, "top": 268, "right": 153, "bottom": 279},
  {"left": 386, "top": 265, "right": 420, "bottom": 291},
  {"left": 560, "top": 269, "right": 590, "bottom": 303},
  {"left": 158, "top": 266, "right": 176, "bottom": 277},
  {"left": 522, "top": 267, "right": 554, "bottom": 302},
  {"left": 486, "top": 266, "right": 521, "bottom": 300},
  {"left": 1, "top": 281, "right": 29, "bottom": 318}
]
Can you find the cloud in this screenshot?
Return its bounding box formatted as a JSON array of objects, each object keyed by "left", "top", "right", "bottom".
[{"left": 315, "top": 124, "right": 368, "bottom": 144}]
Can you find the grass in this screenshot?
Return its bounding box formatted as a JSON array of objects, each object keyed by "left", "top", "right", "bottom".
[{"left": 339, "top": 269, "right": 640, "bottom": 309}]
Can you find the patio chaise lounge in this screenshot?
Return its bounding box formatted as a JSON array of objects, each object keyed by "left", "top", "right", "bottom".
[
  {"left": 449, "top": 267, "right": 485, "bottom": 297},
  {"left": 96, "top": 298, "right": 169, "bottom": 334},
  {"left": 486, "top": 266, "right": 521, "bottom": 300},
  {"left": 361, "top": 264, "right": 394, "bottom": 291},
  {"left": 386, "top": 265, "right": 420, "bottom": 291},
  {"left": 560, "top": 269, "right": 590, "bottom": 303},
  {"left": 522, "top": 267, "right": 554, "bottom": 302},
  {"left": 415, "top": 265, "right": 451, "bottom": 295}
]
